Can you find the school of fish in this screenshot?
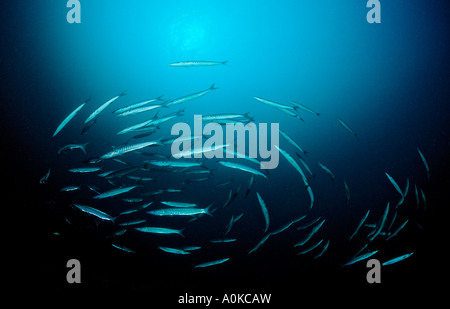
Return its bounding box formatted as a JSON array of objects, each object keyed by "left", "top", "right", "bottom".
[{"left": 43, "top": 60, "right": 430, "bottom": 272}]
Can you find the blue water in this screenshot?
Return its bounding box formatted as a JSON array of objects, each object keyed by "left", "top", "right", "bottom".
[{"left": 3, "top": 0, "right": 449, "bottom": 298}]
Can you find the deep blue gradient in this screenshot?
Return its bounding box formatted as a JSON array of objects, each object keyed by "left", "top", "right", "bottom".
[{"left": 2, "top": 0, "right": 449, "bottom": 299}]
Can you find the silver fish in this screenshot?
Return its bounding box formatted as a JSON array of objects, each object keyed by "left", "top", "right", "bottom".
[
  {"left": 160, "top": 201, "right": 198, "bottom": 208},
  {"left": 194, "top": 258, "right": 230, "bottom": 268},
  {"left": 385, "top": 172, "right": 404, "bottom": 197},
  {"left": 100, "top": 140, "right": 162, "bottom": 160},
  {"left": 92, "top": 185, "right": 137, "bottom": 199},
  {"left": 135, "top": 226, "right": 184, "bottom": 236},
  {"left": 115, "top": 104, "right": 162, "bottom": 117},
  {"left": 170, "top": 60, "right": 228, "bottom": 67},
  {"left": 73, "top": 204, "right": 115, "bottom": 222},
  {"left": 248, "top": 233, "right": 271, "bottom": 254},
  {"left": 254, "top": 97, "right": 296, "bottom": 111},
  {"left": 344, "top": 250, "right": 378, "bottom": 266},
  {"left": 295, "top": 219, "right": 325, "bottom": 247},
  {"left": 318, "top": 162, "right": 334, "bottom": 182},
  {"left": 344, "top": 180, "right": 350, "bottom": 206},
  {"left": 218, "top": 161, "right": 268, "bottom": 179},
  {"left": 367, "top": 202, "right": 389, "bottom": 242},
  {"left": 337, "top": 118, "right": 357, "bottom": 137},
  {"left": 53, "top": 99, "right": 89, "bottom": 137},
  {"left": 271, "top": 216, "right": 306, "bottom": 235},
  {"left": 417, "top": 148, "right": 430, "bottom": 179},
  {"left": 276, "top": 145, "right": 314, "bottom": 209},
  {"left": 158, "top": 246, "right": 190, "bottom": 255},
  {"left": 386, "top": 219, "right": 408, "bottom": 241},
  {"left": 297, "top": 239, "right": 323, "bottom": 255},
  {"left": 202, "top": 112, "right": 253, "bottom": 122},
  {"left": 147, "top": 160, "right": 204, "bottom": 168},
  {"left": 69, "top": 167, "right": 101, "bottom": 173},
  {"left": 382, "top": 252, "right": 414, "bottom": 266},
  {"left": 85, "top": 91, "right": 126, "bottom": 123},
  {"left": 279, "top": 129, "right": 307, "bottom": 155},
  {"left": 39, "top": 169, "right": 51, "bottom": 184},
  {"left": 112, "top": 244, "right": 135, "bottom": 253},
  {"left": 60, "top": 185, "right": 80, "bottom": 192},
  {"left": 256, "top": 192, "right": 269, "bottom": 233},
  {"left": 113, "top": 96, "right": 163, "bottom": 115},
  {"left": 147, "top": 207, "right": 211, "bottom": 217},
  {"left": 314, "top": 240, "right": 330, "bottom": 259},
  {"left": 164, "top": 84, "right": 218, "bottom": 107},
  {"left": 349, "top": 210, "right": 370, "bottom": 240},
  {"left": 58, "top": 143, "right": 89, "bottom": 155},
  {"left": 289, "top": 101, "right": 320, "bottom": 116}
]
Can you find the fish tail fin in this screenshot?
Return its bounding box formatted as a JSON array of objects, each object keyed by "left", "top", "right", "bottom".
[
  {"left": 156, "top": 95, "right": 164, "bottom": 101},
  {"left": 205, "top": 203, "right": 215, "bottom": 216},
  {"left": 161, "top": 100, "right": 170, "bottom": 107},
  {"left": 119, "top": 90, "right": 127, "bottom": 96},
  {"left": 80, "top": 142, "right": 89, "bottom": 154},
  {"left": 176, "top": 108, "right": 185, "bottom": 117},
  {"left": 154, "top": 136, "right": 165, "bottom": 146},
  {"left": 210, "top": 83, "right": 218, "bottom": 90},
  {"left": 222, "top": 61, "right": 228, "bottom": 65},
  {"left": 208, "top": 168, "right": 215, "bottom": 178},
  {"left": 244, "top": 112, "right": 255, "bottom": 122}
]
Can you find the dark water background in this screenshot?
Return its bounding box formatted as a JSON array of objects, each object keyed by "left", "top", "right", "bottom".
[{"left": 2, "top": 0, "right": 449, "bottom": 301}]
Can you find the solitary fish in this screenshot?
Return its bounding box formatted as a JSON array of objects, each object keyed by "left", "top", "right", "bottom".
[
  {"left": 417, "top": 148, "right": 430, "bottom": 180},
  {"left": 170, "top": 60, "right": 228, "bottom": 67},
  {"left": 53, "top": 99, "right": 89, "bottom": 137},
  {"left": 337, "top": 118, "right": 357, "bottom": 137}
]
